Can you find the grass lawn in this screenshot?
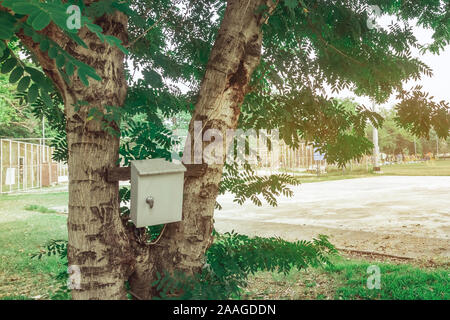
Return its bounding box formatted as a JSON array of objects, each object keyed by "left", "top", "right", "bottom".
[
  {"left": 0, "top": 189, "right": 68, "bottom": 299},
  {"left": 244, "top": 256, "right": 449, "bottom": 300},
  {"left": 0, "top": 188, "right": 448, "bottom": 300},
  {"left": 380, "top": 159, "right": 450, "bottom": 176},
  {"left": 293, "top": 159, "right": 450, "bottom": 183}
]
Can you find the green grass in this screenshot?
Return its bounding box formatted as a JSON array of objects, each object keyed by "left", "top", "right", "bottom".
[
  {"left": 245, "top": 256, "right": 449, "bottom": 300},
  {"left": 24, "top": 204, "right": 58, "bottom": 214},
  {"left": 380, "top": 160, "right": 450, "bottom": 176},
  {"left": 0, "top": 189, "right": 68, "bottom": 299},
  {"left": 288, "top": 159, "right": 450, "bottom": 183},
  {"left": 328, "top": 257, "right": 449, "bottom": 300}
]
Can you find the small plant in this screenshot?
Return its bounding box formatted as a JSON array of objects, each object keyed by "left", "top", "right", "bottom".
[
  {"left": 152, "top": 231, "right": 337, "bottom": 299},
  {"left": 24, "top": 204, "right": 58, "bottom": 214},
  {"left": 32, "top": 239, "right": 70, "bottom": 300}
]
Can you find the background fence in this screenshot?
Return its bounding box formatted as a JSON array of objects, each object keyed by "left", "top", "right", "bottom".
[
  {"left": 0, "top": 138, "right": 68, "bottom": 193},
  {"left": 255, "top": 141, "right": 328, "bottom": 174}
]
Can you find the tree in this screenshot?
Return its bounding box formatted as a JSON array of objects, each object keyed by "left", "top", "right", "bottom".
[
  {"left": 0, "top": 0, "right": 449, "bottom": 299},
  {"left": 0, "top": 72, "right": 37, "bottom": 137},
  {"left": 0, "top": 42, "right": 59, "bottom": 139},
  {"left": 367, "top": 108, "right": 414, "bottom": 155},
  {"left": 365, "top": 108, "right": 450, "bottom": 156}
]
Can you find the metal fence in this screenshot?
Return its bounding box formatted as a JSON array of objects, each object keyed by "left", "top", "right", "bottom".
[{"left": 0, "top": 138, "right": 68, "bottom": 193}]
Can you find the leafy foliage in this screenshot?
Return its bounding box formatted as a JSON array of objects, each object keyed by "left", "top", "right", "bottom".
[
  {"left": 120, "top": 119, "right": 179, "bottom": 166},
  {"left": 218, "top": 162, "right": 299, "bottom": 209},
  {"left": 0, "top": 0, "right": 128, "bottom": 111},
  {"left": 241, "top": 0, "right": 448, "bottom": 163},
  {"left": 50, "top": 131, "right": 68, "bottom": 163},
  {"left": 152, "top": 231, "right": 337, "bottom": 299},
  {"left": 31, "top": 239, "right": 67, "bottom": 260},
  {"left": 367, "top": 108, "right": 450, "bottom": 156},
  {"left": 124, "top": 0, "right": 449, "bottom": 168},
  {"left": 15, "top": 86, "right": 67, "bottom": 162},
  {"left": 395, "top": 86, "right": 450, "bottom": 140},
  {"left": 0, "top": 70, "right": 41, "bottom": 138},
  {"left": 31, "top": 239, "right": 70, "bottom": 299}
]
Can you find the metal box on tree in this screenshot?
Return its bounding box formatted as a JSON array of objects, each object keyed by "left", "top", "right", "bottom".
[{"left": 130, "top": 158, "right": 186, "bottom": 228}]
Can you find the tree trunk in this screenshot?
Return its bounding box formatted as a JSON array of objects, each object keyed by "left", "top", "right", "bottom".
[
  {"left": 129, "top": 0, "right": 275, "bottom": 299},
  {"left": 19, "top": 10, "right": 132, "bottom": 299},
  {"left": 64, "top": 13, "right": 132, "bottom": 300}
]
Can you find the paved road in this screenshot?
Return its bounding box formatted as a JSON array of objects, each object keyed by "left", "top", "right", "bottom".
[{"left": 214, "top": 176, "right": 450, "bottom": 258}]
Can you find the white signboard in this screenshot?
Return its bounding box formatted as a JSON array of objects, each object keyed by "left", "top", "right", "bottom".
[
  {"left": 313, "top": 148, "right": 325, "bottom": 161},
  {"left": 5, "top": 168, "right": 15, "bottom": 185}
]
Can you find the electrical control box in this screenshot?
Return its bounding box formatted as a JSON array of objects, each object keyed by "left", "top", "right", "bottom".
[{"left": 130, "top": 158, "right": 186, "bottom": 228}]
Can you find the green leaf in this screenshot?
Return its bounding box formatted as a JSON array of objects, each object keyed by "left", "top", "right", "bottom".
[
  {"left": 86, "top": 23, "right": 103, "bottom": 34},
  {"left": 39, "top": 78, "right": 54, "bottom": 93},
  {"left": 40, "top": 89, "right": 53, "bottom": 107},
  {"left": 56, "top": 54, "right": 65, "bottom": 68},
  {"left": 59, "top": 68, "right": 71, "bottom": 85},
  {"left": 51, "top": 11, "right": 72, "bottom": 32},
  {"left": 28, "top": 84, "right": 39, "bottom": 103},
  {"left": 32, "top": 11, "right": 52, "bottom": 31},
  {"left": 0, "top": 49, "right": 10, "bottom": 63},
  {"left": 0, "top": 11, "right": 17, "bottom": 37},
  {"left": 0, "top": 42, "right": 6, "bottom": 55},
  {"left": 143, "top": 70, "right": 163, "bottom": 88},
  {"left": 104, "top": 35, "right": 129, "bottom": 54},
  {"left": 284, "top": 0, "right": 298, "bottom": 9},
  {"left": 25, "top": 67, "right": 46, "bottom": 86},
  {"left": 87, "top": 71, "right": 102, "bottom": 82},
  {"left": 75, "top": 61, "right": 102, "bottom": 85},
  {"left": 27, "top": 9, "right": 42, "bottom": 27},
  {"left": 40, "top": 39, "right": 50, "bottom": 52},
  {"left": 65, "top": 61, "right": 75, "bottom": 76},
  {"left": 31, "top": 32, "right": 41, "bottom": 43},
  {"left": 0, "top": 0, "right": 18, "bottom": 7},
  {"left": 1, "top": 57, "right": 17, "bottom": 74},
  {"left": 22, "top": 25, "right": 35, "bottom": 38},
  {"left": 48, "top": 46, "right": 58, "bottom": 59},
  {"left": 9, "top": 66, "right": 24, "bottom": 83},
  {"left": 0, "top": 28, "right": 14, "bottom": 40},
  {"left": 17, "top": 76, "right": 31, "bottom": 91},
  {"left": 66, "top": 33, "right": 88, "bottom": 49},
  {"left": 11, "top": 3, "right": 40, "bottom": 15},
  {"left": 78, "top": 68, "right": 89, "bottom": 86}
]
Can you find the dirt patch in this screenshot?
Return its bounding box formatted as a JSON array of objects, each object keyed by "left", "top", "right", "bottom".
[
  {"left": 215, "top": 219, "right": 449, "bottom": 259},
  {"left": 0, "top": 270, "right": 62, "bottom": 299},
  {"left": 243, "top": 269, "right": 339, "bottom": 300},
  {"left": 215, "top": 176, "right": 450, "bottom": 260}
]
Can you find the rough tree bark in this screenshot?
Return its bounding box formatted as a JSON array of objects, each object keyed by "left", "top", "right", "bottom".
[
  {"left": 128, "top": 0, "right": 276, "bottom": 299},
  {"left": 17, "top": 8, "right": 132, "bottom": 299},
  {"left": 62, "top": 12, "right": 132, "bottom": 299}
]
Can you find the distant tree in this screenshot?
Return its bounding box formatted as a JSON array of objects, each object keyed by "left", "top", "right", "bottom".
[
  {"left": 367, "top": 108, "right": 450, "bottom": 156},
  {"left": 0, "top": 72, "right": 36, "bottom": 137},
  {"left": 369, "top": 108, "right": 414, "bottom": 155}
]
